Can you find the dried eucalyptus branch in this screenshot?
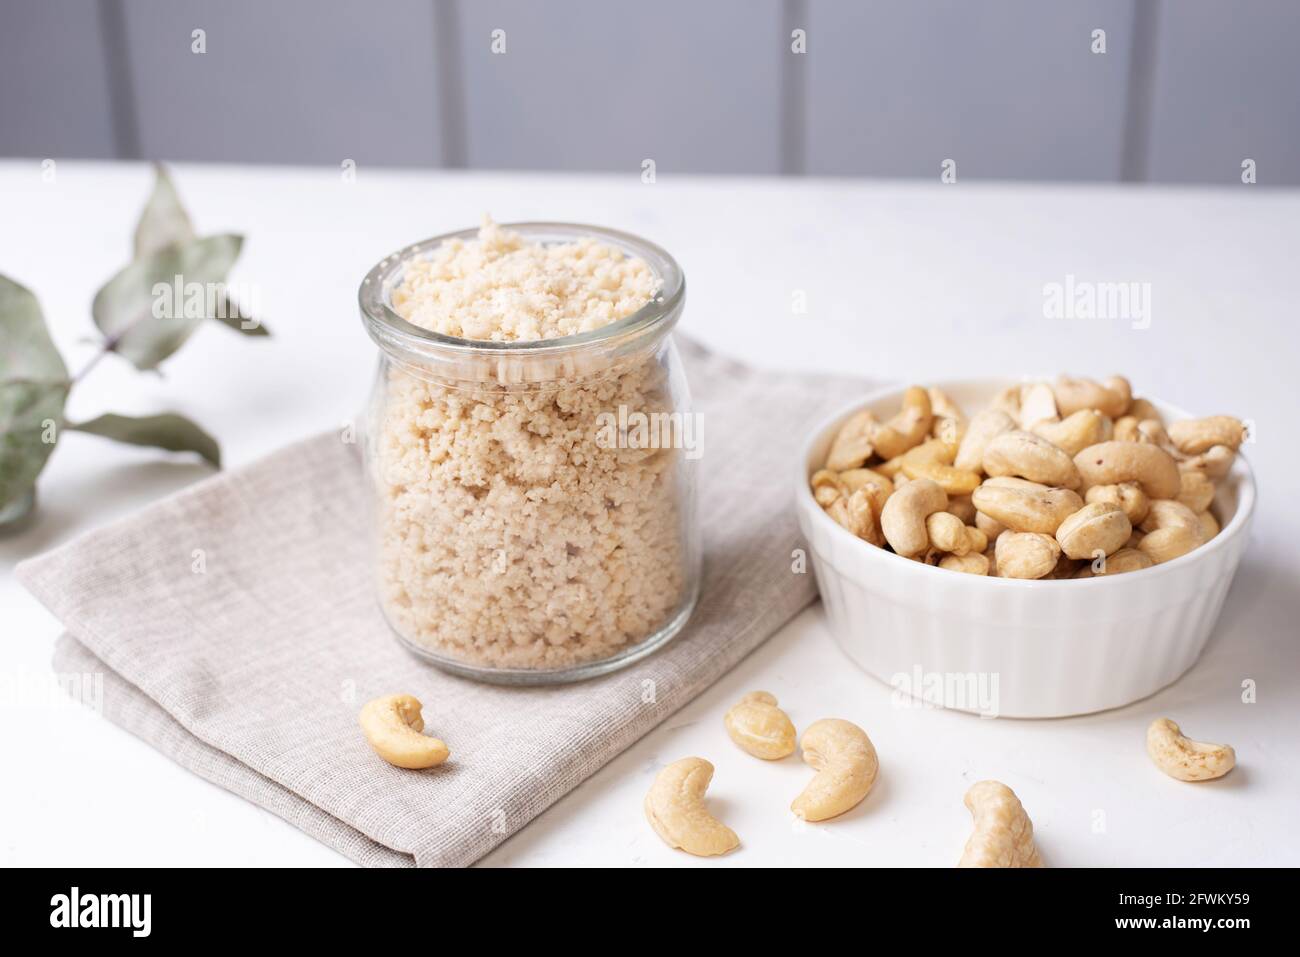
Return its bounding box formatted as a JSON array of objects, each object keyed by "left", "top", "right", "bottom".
[{"left": 0, "top": 164, "right": 267, "bottom": 526}]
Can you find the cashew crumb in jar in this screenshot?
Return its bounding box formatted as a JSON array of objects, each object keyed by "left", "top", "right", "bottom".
[
  {"left": 391, "top": 217, "right": 661, "bottom": 341},
  {"left": 360, "top": 219, "right": 699, "bottom": 679}
]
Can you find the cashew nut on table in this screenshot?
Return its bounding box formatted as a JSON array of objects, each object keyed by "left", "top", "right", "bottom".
[
  {"left": 724, "top": 691, "right": 797, "bottom": 760},
  {"left": 1146, "top": 718, "right": 1236, "bottom": 782},
  {"left": 958, "top": 780, "right": 1042, "bottom": 868},
  {"left": 358, "top": 693, "right": 450, "bottom": 769},
  {"left": 791, "top": 718, "right": 879, "bottom": 822},
  {"left": 644, "top": 757, "right": 740, "bottom": 856}
]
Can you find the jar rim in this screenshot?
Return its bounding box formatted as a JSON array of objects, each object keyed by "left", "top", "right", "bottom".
[{"left": 357, "top": 221, "right": 686, "bottom": 360}]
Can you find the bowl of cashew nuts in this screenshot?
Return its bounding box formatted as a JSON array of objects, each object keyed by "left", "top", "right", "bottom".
[{"left": 796, "top": 376, "right": 1256, "bottom": 718}]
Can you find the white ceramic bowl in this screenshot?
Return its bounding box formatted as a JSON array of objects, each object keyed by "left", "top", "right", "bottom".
[{"left": 795, "top": 379, "right": 1256, "bottom": 718}]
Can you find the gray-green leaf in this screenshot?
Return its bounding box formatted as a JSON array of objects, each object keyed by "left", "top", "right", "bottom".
[
  {"left": 0, "top": 275, "right": 69, "bottom": 509},
  {"left": 68, "top": 412, "right": 220, "bottom": 468},
  {"left": 212, "top": 290, "right": 270, "bottom": 337},
  {"left": 133, "top": 164, "right": 195, "bottom": 260},
  {"left": 92, "top": 233, "right": 244, "bottom": 370}
]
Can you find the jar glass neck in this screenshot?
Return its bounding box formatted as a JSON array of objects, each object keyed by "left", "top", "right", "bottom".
[{"left": 358, "top": 223, "right": 685, "bottom": 387}]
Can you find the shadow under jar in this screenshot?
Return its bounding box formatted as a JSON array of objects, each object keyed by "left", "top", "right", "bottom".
[{"left": 358, "top": 223, "right": 700, "bottom": 684}]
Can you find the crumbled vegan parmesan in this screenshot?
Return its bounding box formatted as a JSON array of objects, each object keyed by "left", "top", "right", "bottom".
[
  {"left": 373, "top": 220, "right": 688, "bottom": 671},
  {"left": 390, "top": 217, "right": 661, "bottom": 341}
]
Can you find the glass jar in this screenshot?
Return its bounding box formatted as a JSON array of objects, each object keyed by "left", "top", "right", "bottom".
[{"left": 358, "top": 224, "right": 700, "bottom": 684}]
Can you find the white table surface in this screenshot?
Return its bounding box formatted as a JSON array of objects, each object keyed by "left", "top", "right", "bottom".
[{"left": 2, "top": 161, "right": 1296, "bottom": 867}]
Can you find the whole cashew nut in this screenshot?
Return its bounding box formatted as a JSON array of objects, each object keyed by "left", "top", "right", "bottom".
[
  {"left": 1167, "top": 415, "right": 1246, "bottom": 456},
  {"left": 724, "top": 691, "right": 797, "bottom": 760},
  {"left": 926, "top": 511, "right": 987, "bottom": 556},
  {"left": 1176, "top": 470, "right": 1216, "bottom": 513},
  {"left": 1146, "top": 718, "right": 1235, "bottom": 782},
  {"left": 927, "top": 385, "right": 965, "bottom": 422},
  {"left": 954, "top": 408, "right": 1016, "bottom": 472},
  {"left": 1073, "top": 441, "right": 1182, "bottom": 500},
  {"left": 1053, "top": 374, "right": 1130, "bottom": 419},
  {"left": 939, "top": 552, "right": 990, "bottom": 575},
  {"left": 1085, "top": 481, "right": 1150, "bottom": 525},
  {"left": 1103, "top": 375, "right": 1133, "bottom": 414},
  {"left": 791, "top": 718, "right": 879, "bottom": 822},
  {"left": 987, "top": 384, "right": 1023, "bottom": 420},
  {"left": 1127, "top": 396, "right": 1163, "bottom": 424},
  {"left": 1138, "top": 499, "right": 1205, "bottom": 539},
  {"left": 901, "top": 459, "right": 983, "bottom": 496},
  {"left": 358, "top": 694, "right": 450, "bottom": 769},
  {"left": 928, "top": 386, "right": 966, "bottom": 444},
  {"left": 983, "top": 430, "right": 1082, "bottom": 488},
  {"left": 958, "top": 781, "right": 1042, "bottom": 868},
  {"left": 1180, "top": 444, "right": 1236, "bottom": 480},
  {"left": 810, "top": 469, "right": 845, "bottom": 507},
  {"left": 871, "top": 386, "right": 934, "bottom": 460},
  {"left": 842, "top": 488, "right": 885, "bottom": 547},
  {"left": 1138, "top": 525, "right": 1201, "bottom": 564},
  {"left": 644, "top": 757, "right": 740, "bottom": 856},
  {"left": 1113, "top": 415, "right": 1141, "bottom": 443},
  {"left": 981, "top": 475, "right": 1049, "bottom": 490},
  {"left": 994, "top": 531, "right": 1061, "bottom": 579},
  {"left": 1080, "top": 546, "right": 1153, "bottom": 577},
  {"left": 825, "top": 409, "right": 877, "bottom": 471},
  {"left": 877, "top": 436, "right": 950, "bottom": 479},
  {"left": 1055, "top": 501, "right": 1132, "bottom": 560},
  {"left": 825, "top": 497, "right": 851, "bottom": 529},
  {"left": 881, "top": 477, "right": 948, "bottom": 557},
  {"left": 1135, "top": 418, "right": 1176, "bottom": 452},
  {"left": 839, "top": 466, "right": 893, "bottom": 498},
  {"left": 1017, "top": 382, "right": 1059, "bottom": 430},
  {"left": 1031, "top": 409, "right": 1107, "bottom": 456},
  {"left": 975, "top": 510, "right": 1007, "bottom": 540},
  {"left": 970, "top": 484, "right": 1083, "bottom": 535}
]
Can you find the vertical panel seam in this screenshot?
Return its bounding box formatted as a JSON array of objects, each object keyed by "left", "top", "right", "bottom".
[
  {"left": 1120, "top": 0, "right": 1160, "bottom": 182},
  {"left": 434, "top": 0, "right": 468, "bottom": 168},
  {"left": 781, "top": 0, "right": 808, "bottom": 175},
  {"left": 99, "top": 0, "right": 141, "bottom": 160}
]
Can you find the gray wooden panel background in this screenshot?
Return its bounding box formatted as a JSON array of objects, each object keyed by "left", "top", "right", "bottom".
[
  {"left": 1, "top": 0, "right": 1297, "bottom": 184},
  {"left": 456, "top": 0, "right": 785, "bottom": 174},
  {"left": 804, "top": 0, "right": 1136, "bottom": 180},
  {"left": 120, "top": 0, "right": 445, "bottom": 166},
  {"left": 0, "top": 0, "right": 119, "bottom": 159},
  {"left": 1145, "top": 0, "right": 1300, "bottom": 185}
]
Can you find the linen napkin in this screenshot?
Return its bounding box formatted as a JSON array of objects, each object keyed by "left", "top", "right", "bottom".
[{"left": 18, "top": 339, "right": 872, "bottom": 867}]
